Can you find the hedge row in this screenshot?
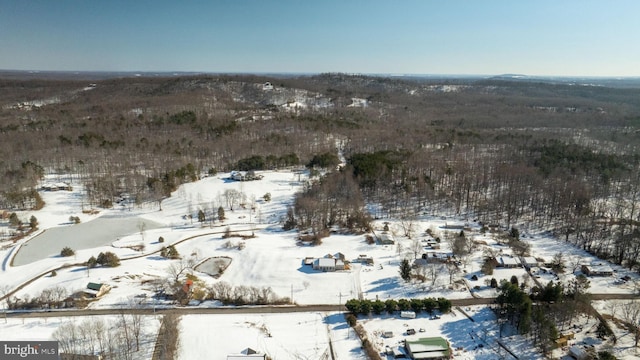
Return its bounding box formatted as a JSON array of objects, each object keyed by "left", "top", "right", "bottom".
[{"left": 345, "top": 297, "right": 452, "bottom": 316}]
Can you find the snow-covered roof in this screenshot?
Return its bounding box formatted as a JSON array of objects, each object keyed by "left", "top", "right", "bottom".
[
  {"left": 500, "top": 257, "right": 521, "bottom": 266},
  {"left": 316, "top": 258, "right": 335, "bottom": 268}
]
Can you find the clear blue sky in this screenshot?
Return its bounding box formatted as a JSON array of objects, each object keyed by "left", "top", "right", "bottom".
[{"left": 1, "top": 0, "right": 638, "bottom": 76}]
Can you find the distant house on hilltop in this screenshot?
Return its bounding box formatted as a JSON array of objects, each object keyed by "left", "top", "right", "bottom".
[{"left": 42, "top": 182, "right": 72, "bottom": 191}]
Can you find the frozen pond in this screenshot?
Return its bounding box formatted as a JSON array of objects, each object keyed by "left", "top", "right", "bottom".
[
  {"left": 12, "top": 216, "right": 163, "bottom": 266},
  {"left": 194, "top": 256, "right": 232, "bottom": 277}
]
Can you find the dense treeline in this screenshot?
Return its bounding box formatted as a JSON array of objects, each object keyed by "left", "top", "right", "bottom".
[
  {"left": 2, "top": 74, "right": 640, "bottom": 270},
  {"left": 344, "top": 296, "right": 452, "bottom": 316}
]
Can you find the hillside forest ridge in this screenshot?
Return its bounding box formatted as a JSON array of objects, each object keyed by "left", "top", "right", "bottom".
[
  {"left": 1, "top": 72, "right": 640, "bottom": 359},
  {"left": 2, "top": 73, "right": 640, "bottom": 268}
]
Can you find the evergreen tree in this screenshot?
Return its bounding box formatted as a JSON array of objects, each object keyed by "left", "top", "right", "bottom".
[
  {"left": 400, "top": 259, "right": 412, "bottom": 282},
  {"left": 167, "top": 245, "right": 180, "bottom": 259},
  {"left": 29, "top": 215, "right": 38, "bottom": 229}
]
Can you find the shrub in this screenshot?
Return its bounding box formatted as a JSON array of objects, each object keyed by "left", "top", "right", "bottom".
[
  {"left": 158, "top": 236, "right": 165, "bottom": 243},
  {"left": 87, "top": 256, "right": 97, "bottom": 268},
  {"left": 365, "top": 235, "right": 375, "bottom": 245},
  {"left": 166, "top": 245, "right": 180, "bottom": 259},
  {"left": 9, "top": 213, "right": 21, "bottom": 227},
  {"left": 29, "top": 215, "right": 38, "bottom": 229},
  {"left": 345, "top": 313, "right": 357, "bottom": 327},
  {"left": 263, "top": 192, "right": 271, "bottom": 202},
  {"left": 96, "top": 251, "right": 120, "bottom": 267},
  {"left": 69, "top": 216, "right": 81, "bottom": 224},
  {"left": 60, "top": 247, "right": 75, "bottom": 257},
  {"left": 50, "top": 270, "right": 57, "bottom": 277}
]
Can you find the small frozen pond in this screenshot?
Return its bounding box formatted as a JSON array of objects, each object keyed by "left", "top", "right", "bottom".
[
  {"left": 195, "top": 257, "right": 232, "bottom": 277},
  {"left": 12, "top": 216, "right": 163, "bottom": 266}
]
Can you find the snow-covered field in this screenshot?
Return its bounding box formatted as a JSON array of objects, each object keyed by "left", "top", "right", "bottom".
[
  {"left": 178, "top": 312, "right": 366, "bottom": 360},
  {"left": 1, "top": 169, "right": 638, "bottom": 359}
]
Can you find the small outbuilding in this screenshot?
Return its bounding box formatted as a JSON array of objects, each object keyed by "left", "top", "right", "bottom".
[
  {"left": 84, "top": 282, "right": 111, "bottom": 298},
  {"left": 568, "top": 345, "right": 588, "bottom": 360},
  {"left": 227, "top": 347, "right": 266, "bottom": 360}
]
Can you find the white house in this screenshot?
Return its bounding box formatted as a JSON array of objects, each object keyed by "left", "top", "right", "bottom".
[
  {"left": 521, "top": 256, "right": 538, "bottom": 269},
  {"left": 581, "top": 263, "right": 614, "bottom": 277},
  {"left": 568, "top": 345, "right": 588, "bottom": 360},
  {"left": 313, "top": 258, "right": 337, "bottom": 272},
  {"left": 500, "top": 256, "right": 521, "bottom": 268},
  {"left": 378, "top": 233, "right": 395, "bottom": 245},
  {"left": 311, "top": 254, "right": 346, "bottom": 271}
]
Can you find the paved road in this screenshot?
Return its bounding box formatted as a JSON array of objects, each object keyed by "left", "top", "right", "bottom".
[{"left": 4, "top": 293, "right": 637, "bottom": 319}]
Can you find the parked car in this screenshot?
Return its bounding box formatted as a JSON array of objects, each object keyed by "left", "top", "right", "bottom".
[{"left": 406, "top": 328, "right": 416, "bottom": 335}]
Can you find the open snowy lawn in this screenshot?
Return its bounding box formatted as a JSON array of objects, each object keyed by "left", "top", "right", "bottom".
[{"left": 177, "top": 312, "right": 366, "bottom": 360}]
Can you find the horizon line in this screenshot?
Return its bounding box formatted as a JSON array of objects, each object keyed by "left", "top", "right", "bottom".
[{"left": 1, "top": 69, "right": 639, "bottom": 80}]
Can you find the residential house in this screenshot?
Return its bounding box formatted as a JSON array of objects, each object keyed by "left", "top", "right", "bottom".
[
  {"left": 84, "top": 283, "right": 111, "bottom": 298},
  {"left": 378, "top": 233, "right": 395, "bottom": 245},
  {"left": 312, "top": 255, "right": 345, "bottom": 272},
  {"left": 521, "top": 257, "right": 538, "bottom": 270},
  {"left": 581, "top": 263, "right": 614, "bottom": 277},
  {"left": 357, "top": 254, "right": 374, "bottom": 265},
  {"left": 42, "top": 182, "right": 72, "bottom": 191},
  {"left": 404, "top": 337, "right": 451, "bottom": 360},
  {"left": 313, "top": 258, "right": 336, "bottom": 272},
  {"left": 499, "top": 256, "right": 521, "bottom": 268}
]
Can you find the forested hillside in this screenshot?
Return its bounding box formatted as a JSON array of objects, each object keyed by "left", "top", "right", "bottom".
[{"left": 2, "top": 73, "right": 640, "bottom": 270}]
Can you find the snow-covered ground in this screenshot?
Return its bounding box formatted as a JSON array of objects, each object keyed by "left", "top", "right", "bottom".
[
  {"left": 0, "top": 315, "right": 160, "bottom": 359},
  {"left": 1, "top": 169, "right": 638, "bottom": 358},
  {"left": 178, "top": 312, "right": 366, "bottom": 360}
]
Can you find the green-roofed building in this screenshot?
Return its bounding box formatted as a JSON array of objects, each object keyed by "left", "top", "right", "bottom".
[{"left": 404, "top": 337, "right": 451, "bottom": 360}]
